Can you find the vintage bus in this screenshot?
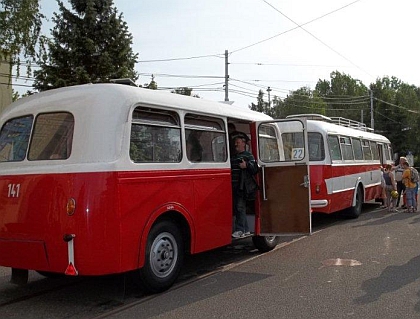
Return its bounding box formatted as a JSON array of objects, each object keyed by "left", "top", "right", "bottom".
[
  {"left": 0, "top": 83, "right": 311, "bottom": 293},
  {"left": 287, "top": 114, "right": 393, "bottom": 218}
]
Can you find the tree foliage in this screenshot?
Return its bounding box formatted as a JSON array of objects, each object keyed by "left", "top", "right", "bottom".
[
  {"left": 0, "top": 0, "right": 45, "bottom": 77},
  {"left": 33, "top": 0, "right": 138, "bottom": 91},
  {"left": 171, "top": 87, "right": 200, "bottom": 98}
]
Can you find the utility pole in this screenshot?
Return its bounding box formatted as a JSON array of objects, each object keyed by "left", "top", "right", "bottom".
[
  {"left": 224, "top": 50, "right": 229, "bottom": 102},
  {"left": 267, "top": 86, "right": 272, "bottom": 109},
  {"left": 370, "top": 90, "right": 374, "bottom": 130}
]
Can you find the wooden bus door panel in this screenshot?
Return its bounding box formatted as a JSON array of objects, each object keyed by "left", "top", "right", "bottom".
[
  {"left": 251, "top": 119, "right": 311, "bottom": 235},
  {"left": 260, "top": 165, "right": 310, "bottom": 233}
]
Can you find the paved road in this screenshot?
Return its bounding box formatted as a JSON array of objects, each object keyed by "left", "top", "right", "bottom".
[{"left": 99, "top": 206, "right": 420, "bottom": 319}]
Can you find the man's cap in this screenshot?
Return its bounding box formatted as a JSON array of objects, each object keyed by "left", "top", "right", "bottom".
[{"left": 232, "top": 132, "right": 250, "bottom": 142}]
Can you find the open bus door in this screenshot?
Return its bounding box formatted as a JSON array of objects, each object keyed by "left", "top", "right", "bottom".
[{"left": 251, "top": 119, "right": 311, "bottom": 238}]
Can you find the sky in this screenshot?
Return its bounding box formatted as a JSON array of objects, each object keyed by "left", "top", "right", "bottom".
[{"left": 13, "top": 0, "right": 420, "bottom": 108}]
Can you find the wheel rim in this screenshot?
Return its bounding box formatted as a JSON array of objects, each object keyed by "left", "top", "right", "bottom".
[{"left": 149, "top": 232, "right": 178, "bottom": 279}]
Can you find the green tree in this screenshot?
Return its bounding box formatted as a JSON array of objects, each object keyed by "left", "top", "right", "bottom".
[
  {"left": 371, "top": 76, "right": 420, "bottom": 160},
  {"left": 33, "top": 0, "right": 138, "bottom": 91},
  {"left": 282, "top": 86, "right": 327, "bottom": 117},
  {"left": 314, "top": 71, "right": 369, "bottom": 120},
  {"left": 0, "top": 0, "right": 45, "bottom": 78},
  {"left": 249, "top": 90, "right": 267, "bottom": 114}
]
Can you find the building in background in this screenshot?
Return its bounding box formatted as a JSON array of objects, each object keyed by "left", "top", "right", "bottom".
[{"left": 0, "top": 56, "right": 12, "bottom": 114}]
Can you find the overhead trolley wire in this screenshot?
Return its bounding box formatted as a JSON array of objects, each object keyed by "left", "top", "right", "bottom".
[
  {"left": 374, "top": 97, "right": 420, "bottom": 114},
  {"left": 259, "top": 0, "right": 372, "bottom": 78},
  {"left": 231, "top": 0, "right": 362, "bottom": 54}
]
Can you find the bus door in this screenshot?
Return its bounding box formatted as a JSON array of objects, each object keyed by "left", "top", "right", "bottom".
[{"left": 251, "top": 119, "right": 311, "bottom": 235}]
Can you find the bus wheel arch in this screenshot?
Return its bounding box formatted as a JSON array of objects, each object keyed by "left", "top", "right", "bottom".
[
  {"left": 135, "top": 212, "right": 190, "bottom": 293},
  {"left": 345, "top": 184, "right": 364, "bottom": 219}
]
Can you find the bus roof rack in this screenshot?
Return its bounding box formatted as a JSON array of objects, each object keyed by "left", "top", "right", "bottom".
[{"left": 286, "top": 114, "right": 373, "bottom": 132}]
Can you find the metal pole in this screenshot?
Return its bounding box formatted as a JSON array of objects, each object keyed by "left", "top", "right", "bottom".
[
  {"left": 224, "top": 50, "right": 229, "bottom": 101},
  {"left": 370, "top": 90, "right": 374, "bottom": 130},
  {"left": 267, "top": 86, "right": 272, "bottom": 108}
]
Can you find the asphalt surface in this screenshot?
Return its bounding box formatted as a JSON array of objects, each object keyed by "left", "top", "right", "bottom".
[{"left": 99, "top": 205, "right": 420, "bottom": 319}]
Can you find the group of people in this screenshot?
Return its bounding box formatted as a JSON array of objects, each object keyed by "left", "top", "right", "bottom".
[{"left": 381, "top": 156, "right": 418, "bottom": 213}]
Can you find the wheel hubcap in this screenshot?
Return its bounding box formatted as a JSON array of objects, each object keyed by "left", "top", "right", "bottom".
[{"left": 150, "top": 232, "right": 178, "bottom": 278}]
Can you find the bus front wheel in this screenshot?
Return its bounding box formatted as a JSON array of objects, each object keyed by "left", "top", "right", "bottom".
[
  {"left": 137, "top": 220, "right": 184, "bottom": 294},
  {"left": 252, "top": 235, "right": 280, "bottom": 253}
]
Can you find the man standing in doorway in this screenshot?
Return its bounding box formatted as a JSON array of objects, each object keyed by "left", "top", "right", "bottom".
[{"left": 231, "top": 135, "right": 258, "bottom": 238}]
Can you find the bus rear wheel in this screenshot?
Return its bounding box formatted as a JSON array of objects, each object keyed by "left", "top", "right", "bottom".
[
  {"left": 136, "top": 220, "right": 184, "bottom": 294},
  {"left": 252, "top": 235, "right": 280, "bottom": 252},
  {"left": 345, "top": 187, "right": 363, "bottom": 219}
]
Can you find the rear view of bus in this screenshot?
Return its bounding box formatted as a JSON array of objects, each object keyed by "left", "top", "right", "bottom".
[{"left": 0, "top": 110, "right": 80, "bottom": 278}]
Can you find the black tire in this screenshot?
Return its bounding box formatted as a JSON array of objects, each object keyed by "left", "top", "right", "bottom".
[
  {"left": 137, "top": 220, "right": 184, "bottom": 294},
  {"left": 345, "top": 187, "right": 363, "bottom": 219},
  {"left": 252, "top": 235, "right": 280, "bottom": 253}
]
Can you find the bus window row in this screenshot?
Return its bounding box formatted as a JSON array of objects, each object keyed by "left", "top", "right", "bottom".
[
  {"left": 130, "top": 106, "right": 227, "bottom": 163},
  {"left": 327, "top": 135, "right": 391, "bottom": 162}
]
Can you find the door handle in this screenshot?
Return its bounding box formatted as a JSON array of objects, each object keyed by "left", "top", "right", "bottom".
[{"left": 300, "top": 175, "right": 309, "bottom": 188}]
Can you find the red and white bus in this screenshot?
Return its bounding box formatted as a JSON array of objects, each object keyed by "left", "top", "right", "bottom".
[
  {"left": 287, "top": 114, "right": 393, "bottom": 218},
  {"left": 0, "top": 83, "right": 311, "bottom": 293}
]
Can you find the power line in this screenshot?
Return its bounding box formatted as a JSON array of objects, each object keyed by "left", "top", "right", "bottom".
[
  {"left": 138, "top": 53, "right": 224, "bottom": 63},
  {"left": 231, "top": 0, "right": 361, "bottom": 54},
  {"left": 374, "top": 97, "right": 420, "bottom": 114},
  {"left": 0, "top": 82, "right": 33, "bottom": 88},
  {"left": 230, "top": 62, "right": 348, "bottom": 68},
  {"left": 139, "top": 72, "right": 224, "bottom": 79},
  {"left": 260, "top": 0, "right": 372, "bottom": 78}
]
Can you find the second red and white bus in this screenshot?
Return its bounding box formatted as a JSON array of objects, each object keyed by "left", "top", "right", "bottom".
[{"left": 287, "top": 114, "right": 393, "bottom": 218}]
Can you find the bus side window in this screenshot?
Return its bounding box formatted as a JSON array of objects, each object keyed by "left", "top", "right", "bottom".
[
  {"left": 327, "top": 135, "right": 342, "bottom": 161},
  {"left": 184, "top": 114, "right": 226, "bottom": 163},
  {"left": 340, "top": 136, "right": 354, "bottom": 160},
  {"left": 370, "top": 141, "right": 379, "bottom": 160},
  {"left": 130, "top": 107, "right": 181, "bottom": 163},
  {"left": 362, "top": 140, "right": 372, "bottom": 160},
  {"left": 308, "top": 132, "right": 324, "bottom": 161},
  {"left": 352, "top": 138, "right": 363, "bottom": 160}
]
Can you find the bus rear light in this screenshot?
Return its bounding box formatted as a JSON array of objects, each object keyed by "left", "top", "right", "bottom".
[
  {"left": 66, "top": 198, "right": 76, "bottom": 216},
  {"left": 315, "top": 184, "right": 320, "bottom": 194}
]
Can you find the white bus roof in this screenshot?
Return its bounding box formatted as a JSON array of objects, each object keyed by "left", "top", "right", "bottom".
[
  {"left": 0, "top": 84, "right": 271, "bottom": 171},
  {"left": 2, "top": 83, "right": 271, "bottom": 123}
]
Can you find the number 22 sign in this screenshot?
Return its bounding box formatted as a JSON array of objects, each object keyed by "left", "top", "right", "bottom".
[{"left": 291, "top": 148, "right": 304, "bottom": 160}]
